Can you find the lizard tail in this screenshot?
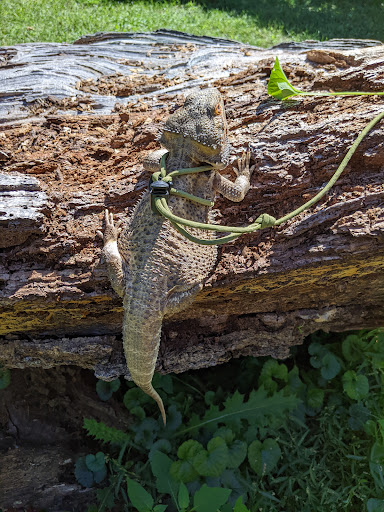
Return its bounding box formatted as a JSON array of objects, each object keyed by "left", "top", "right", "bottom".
[
  {"left": 123, "top": 307, "right": 167, "bottom": 425},
  {"left": 135, "top": 381, "right": 166, "bottom": 426}
]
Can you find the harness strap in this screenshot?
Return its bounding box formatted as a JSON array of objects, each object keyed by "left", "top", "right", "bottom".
[{"left": 149, "top": 109, "right": 384, "bottom": 245}]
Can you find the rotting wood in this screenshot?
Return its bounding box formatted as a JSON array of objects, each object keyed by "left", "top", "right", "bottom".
[{"left": 1, "top": 31, "right": 384, "bottom": 381}]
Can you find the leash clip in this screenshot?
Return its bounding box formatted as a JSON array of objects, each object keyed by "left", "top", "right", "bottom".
[{"left": 149, "top": 179, "right": 172, "bottom": 214}]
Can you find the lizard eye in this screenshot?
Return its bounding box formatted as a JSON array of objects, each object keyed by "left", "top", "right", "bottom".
[{"left": 214, "top": 103, "right": 223, "bottom": 116}]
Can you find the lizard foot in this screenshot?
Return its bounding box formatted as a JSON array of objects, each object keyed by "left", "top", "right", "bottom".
[
  {"left": 97, "top": 209, "right": 122, "bottom": 247},
  {"left": 235, "top": 150, "right": 255, "bottom": 179}
]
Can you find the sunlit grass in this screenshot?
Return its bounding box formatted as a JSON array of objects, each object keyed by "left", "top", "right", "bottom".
[{"left": 2, "top": 0, "right": 383, "bottom": 48}]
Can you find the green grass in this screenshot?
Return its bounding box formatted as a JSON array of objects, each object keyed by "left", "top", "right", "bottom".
[{"left": 1, "top": 0, "right": 383, "bottom": 48}]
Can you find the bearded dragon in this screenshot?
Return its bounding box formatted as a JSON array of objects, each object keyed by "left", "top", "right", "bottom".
[{"left": 98, "top": 88, "right": 254, "bottom": 424}]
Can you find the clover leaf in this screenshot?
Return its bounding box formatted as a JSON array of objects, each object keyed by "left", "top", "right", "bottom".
[
  {"left": 85, "top": 452, "right": 106, "bottom": 473},
  {"left": 259, "top": 360, "right": 288, "bottom": 393},
  {"left": 342, "top": 370, "right": 369, "bottom": 400},
  {"left": 170, "top": 440, "right": 203, "bottom": 483},
  {"left": 308, "top": 343, "right": 341, "bottom": 380},
  {"left": 75, "top": 453, "right": 107, "bottom": 487},
  {"left": 96, "top": 378, "right": 120, "bottom": 401},
  {"left": 192, "top": 437, "right": 229, "bottom": 477},
  {"left": 248, "top": 438, "right": 281, "bottom": 476}
]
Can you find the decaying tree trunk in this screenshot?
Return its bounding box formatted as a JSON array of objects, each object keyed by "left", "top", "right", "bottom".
[
  {"left": 1, "top": 29, "right": 384, "bottom": 511},
  {"left": 1, "top": 30, "right": 384, "bottom": 380}
]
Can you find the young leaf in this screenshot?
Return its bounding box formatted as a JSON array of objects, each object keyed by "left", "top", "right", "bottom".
[
  {"left": 248, "top": 438, "right": 281, "bottom": 476},
  {"left": 124, "top": 387, "right": 151, "bottom": 410},
  {"left": 192, "top": 437, "right": 229, "bottom": 477},
  {"left": 309, "top": 343, "right": 341, "bottom": 380},
  {"left": 267, "top": 56, "right": 384, "bottom": 100},
  {"left": 267, "top": 57, "right": 302, "bottom": 100},
  {"left": 308, "top": 342, "right": 325, "bottom": 369},
  {"left": 75, "top": 457, "right": 94, "bottom": 488},
  {"left": 127, "top": 478, "right": 154, "bottom": 512},
  {"left": 341, "top": 334, "right": 365, "bottom": 363},
  {"left": 320, "top": 352, "right": 341, "bottom": 380},
  {"left": 170, "top": 440, "right": 203, "bottom": 483},
  {"left": 193, "top": 484, "right": 231, "bottom": 512},
  {"left": 85, "top": 452, "right": 106, "bottom": 473},
  {"left": 342, "top": 371, "right": 369, "bottom": 400},
  {"left": 96, "top": 378, "right": 120, "bottom": 401},
  {"left": 234, "top": 496, "right": 251, "bottom": 512},
  {"left": 178, "top": 482, "right": 189, "bottom": 509},
  {"left": 259, "top": 360, "right": 288, "bottom": 393}
]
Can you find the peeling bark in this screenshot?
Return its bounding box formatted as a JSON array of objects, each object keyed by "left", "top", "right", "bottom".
[{"left": 1, "top": 31, "right": 384, "bottom": 381}]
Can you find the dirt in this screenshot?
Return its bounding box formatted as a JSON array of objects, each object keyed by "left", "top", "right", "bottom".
[{"left": 0, "top": 366, "right": 128, "bottom": 510}]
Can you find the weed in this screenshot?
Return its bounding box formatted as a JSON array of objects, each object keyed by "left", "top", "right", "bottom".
[{"left": 75, "top": 329, "right": 384, "bottom": 511}]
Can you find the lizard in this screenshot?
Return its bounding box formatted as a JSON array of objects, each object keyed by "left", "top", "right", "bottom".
[{"left": 98, "top": 88, "right": 255, "bottom": 425}]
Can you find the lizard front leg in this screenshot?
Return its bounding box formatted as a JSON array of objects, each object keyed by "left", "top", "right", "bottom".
[
  {"left": 213, "top": 150, "right": 254, "bottom": 202},
  {"left": 143, "top": 148, "right": 168, "bottom": 172},
  {"left": 97, "top": 209, "right": 125, "bottom": 298}
]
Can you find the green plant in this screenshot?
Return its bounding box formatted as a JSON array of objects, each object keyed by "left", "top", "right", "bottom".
[
  {"left": 0, "top": 366, "right": 11, "bottom": 390},
  {"left": 74, "top": 328, "right": 384, "bottom": 511},
  {"left": 75, "top": 451, "right": 107, "bottom": 487},
  {"left": 96, "top": 378, "right": 121, "bottom": 401},
  {"left": 268, "top": 57, "right": 384, "bottom": 100}
]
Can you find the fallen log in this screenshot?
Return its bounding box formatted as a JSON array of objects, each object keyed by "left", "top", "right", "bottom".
[{"left": 1, "top": 30, "right": 384, "bottom": 381}]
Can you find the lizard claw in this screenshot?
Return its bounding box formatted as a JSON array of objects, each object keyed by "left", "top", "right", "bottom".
[
  {"left": 98, "top": 208, "right": 122, "bottom": 246},
  {"left": 235, "top": 149, "right": 254, "bottom": 179}
]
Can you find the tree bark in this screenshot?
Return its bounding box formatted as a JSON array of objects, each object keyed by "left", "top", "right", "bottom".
[{"left": 1, "top": 30, "right": 384, "bottom": 381}]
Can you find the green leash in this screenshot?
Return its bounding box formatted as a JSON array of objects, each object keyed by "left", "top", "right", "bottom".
[{"left": 149, "top": 110, "right": 384, "bottom": 246}]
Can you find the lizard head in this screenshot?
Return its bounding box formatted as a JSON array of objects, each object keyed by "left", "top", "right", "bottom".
[{"left": 160, "top": 88, "right": 230, "bottom": 170}]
